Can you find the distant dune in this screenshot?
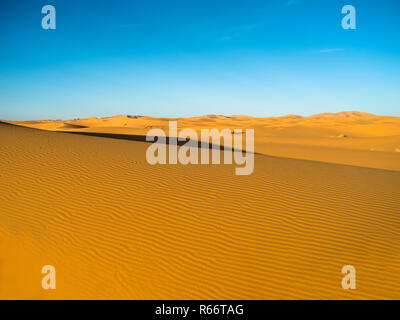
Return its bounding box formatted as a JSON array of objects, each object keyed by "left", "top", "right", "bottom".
[
  {"left": 310, "top": 111, "right": 375, "bottom": 118},
  {"left": 6, "top": 111, "right": 400, "bottom": 171},
  {"left": 0, "top": 119, "right": 400, "bottom": 299}
]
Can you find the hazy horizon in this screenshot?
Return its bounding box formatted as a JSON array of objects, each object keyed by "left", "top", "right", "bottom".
[{"left": 2, "top": 110, "right": 397, "bottom": 122}]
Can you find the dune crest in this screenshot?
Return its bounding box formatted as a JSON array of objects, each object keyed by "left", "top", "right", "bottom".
[
  {"left": 310, "top": 111, "right": 375, "bottom": 118},
  {"left": 6, "top": 111, "right": 400, "bottom": 171}
]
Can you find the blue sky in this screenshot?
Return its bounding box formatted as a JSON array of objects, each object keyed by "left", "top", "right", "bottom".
[{"left": 0, "top": 0, "right": 399, "bottom": 120}]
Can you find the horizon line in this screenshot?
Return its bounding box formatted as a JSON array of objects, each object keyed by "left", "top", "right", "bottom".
[{"left": 3, "top": 110, "right": 400, "bottom": 122}]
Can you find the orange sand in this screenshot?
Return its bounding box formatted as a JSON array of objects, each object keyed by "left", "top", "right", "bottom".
[
  {"left": 10, "top": 111, "right": 400, "bottom": 171},
  {"left": 1, "top": 112, "right": 400, "bottom": 299}
]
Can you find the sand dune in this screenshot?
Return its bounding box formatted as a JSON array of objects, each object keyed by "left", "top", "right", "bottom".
[
  {"left": 8, "top": 111, "right": 400, "bottom": 171},
  {"left": 1, "top": 121, "right": 400, "bottom": 299}
]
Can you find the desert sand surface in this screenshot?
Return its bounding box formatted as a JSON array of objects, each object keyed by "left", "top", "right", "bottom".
[
  {"left": 1, "top": 119, "right": 400, "bottom": 299},
  {"left": 8, "top": 111, "right": 400, "bottom": 171}
]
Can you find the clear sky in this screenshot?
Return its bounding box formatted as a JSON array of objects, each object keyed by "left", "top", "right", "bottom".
[{"left": 0, "top": 0, "right": 399, "bottom": 120}]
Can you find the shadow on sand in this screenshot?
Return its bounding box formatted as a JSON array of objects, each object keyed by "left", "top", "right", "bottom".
[{"left": 0, "top": 121, "right": 253, "bottom": 154}]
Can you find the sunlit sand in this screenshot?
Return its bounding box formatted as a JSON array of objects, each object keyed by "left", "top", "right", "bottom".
[
  {"left": 10, "top": 111, "right": 400, "bottom": 170},
  {"left": 1, "top": 112, "right": 400, "bottom": 299}
]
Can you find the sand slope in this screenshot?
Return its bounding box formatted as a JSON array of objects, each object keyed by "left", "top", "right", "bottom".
[
  {"left": 1, "top": 122, "right": 400, "bottom": 299},
  {"left": 9, "top": 111, "right": 400, "bottom": 171}
]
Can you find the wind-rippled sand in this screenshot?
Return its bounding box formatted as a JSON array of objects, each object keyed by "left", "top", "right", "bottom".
[{"left": 1, "top": 116, "right": 400, "bottom": 299}]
